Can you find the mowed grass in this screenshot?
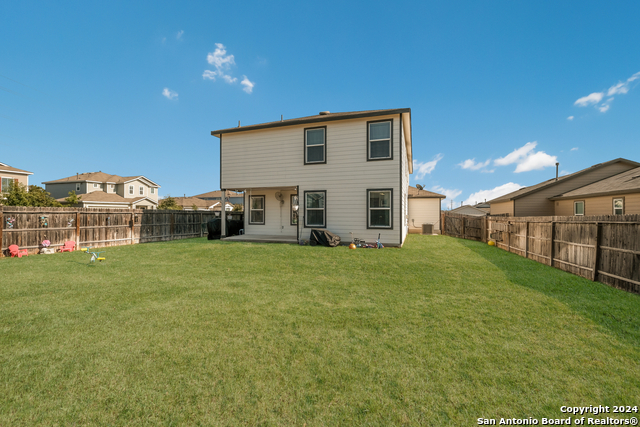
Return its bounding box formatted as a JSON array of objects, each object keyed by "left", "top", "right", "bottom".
[{"left": 1, "top": 235, "right": 639, "bottom": 426}]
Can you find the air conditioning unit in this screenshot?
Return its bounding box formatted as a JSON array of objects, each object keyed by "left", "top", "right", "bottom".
[{"left": 422, "top": 223, "right": 433, "bottom": 235}]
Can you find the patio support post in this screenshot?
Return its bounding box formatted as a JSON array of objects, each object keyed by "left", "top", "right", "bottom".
[
  {"left": 221, "top": 189, "right": 227, "bottom": 237},
  {"left": 296, "top": 185, "right": 299, "bottom": 242}
]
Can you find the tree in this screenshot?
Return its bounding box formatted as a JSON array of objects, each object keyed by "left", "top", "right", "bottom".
[
  {"left": 1, "top": 182, "right": 61, "bottom": 207},
  {"left": 65, "top": 190, "right": 82, "bottom": 205},
  {"left": 158, "top": 196, "right": 183, "bottom": 210},
  {"left": 232, "top": 204, "right": 243, "bottom": 212},
  {"left": 191, "top": 204, "right": 199, "bottom": 211}
]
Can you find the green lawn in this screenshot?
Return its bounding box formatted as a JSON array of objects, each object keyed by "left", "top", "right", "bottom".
[{"left": 1, "top": 235, "right": 639, "bottom": 426}]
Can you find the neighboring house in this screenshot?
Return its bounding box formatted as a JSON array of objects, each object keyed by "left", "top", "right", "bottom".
[
  {"left": 1, "top": 162, "right": 33, "bottom": 193},
  {"left": 488, "top": 158, "right": 640, "bottom": 216},
  {"left": 472, "top": 202, "right": 491, "bottom": 213},
  {"left": 170, "top": 196, "right": 235, "bottom": 211},
  {"left": 550, "top": 166, "right": 640, "bottom": 216},
  {"left": 211, "top": 108, "right": 413, "bottom": 246},
  {"left": 43, "top": 172, "right": 160, "bottom": 209},
  {"left": 450, "top": 205, "right": 489, "bottom": 216},
  {"left": 192, "top": 190, "right": 244, "bottom": 206},
  {"left": 407, "top": 186, "right": 445, "bottom": 233}
]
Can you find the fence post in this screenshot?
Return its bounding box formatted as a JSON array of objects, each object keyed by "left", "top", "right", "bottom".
[
  {"left": 550, "top": 221, "right": 556, "bottom": 267},
  {"left": 507, "top": 221, "right": 511, "bottom": 253},
  {"left": 461, "top": 217, "right": 465, "bottom": 238},
  {"left": 0, "top": 210, "right": 3, "bottom": 256},
  {"left": 442, "top": 213, "right": 446, "bottom": 236},
  {"left": 592, "top": 222, "right": 601, "bottom": 281},
  {"left": 525, "top": 221, "right": 529, "bottom": 259},
  {"left": 200, "top": 212, "right": 203, "bottom": 237},
  {"left": 76, "top": 211, "right": 81, "bottom": 248},
  {"left": 130, "top": 212, "right": 135, "bottom": 245},
  {"left": 170, "top": 213, "right": 175, "bottom": 240}
]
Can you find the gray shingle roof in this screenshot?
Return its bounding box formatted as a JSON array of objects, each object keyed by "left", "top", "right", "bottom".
[
  {"left": 551, "top": 166, "right": 640, "bottom": 199},
  {"left": 408, "top": 186, "right": 446, "bottom": 199}
]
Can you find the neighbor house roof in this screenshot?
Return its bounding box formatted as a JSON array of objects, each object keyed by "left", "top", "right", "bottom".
[
  {"left": 43, "top": 172, "right": 160, "bottom": 187},
  {"left": 488, "top": 158, "right": 640, "bottom": 204},
  {"left": 450, "top": 205, "right": 489, "bottom": 216},
  {"left": 172, "top": 197, "right": 213, "bottom": 208},
  {"left": 0, "top": 162, "right": 33, "bottom": 175},
  {"left": 211, "top": 108, "right": 411, "bottom": 137},
  {"left": 408, "top": 186, "right": 446, "bottom": 199},
  {"left": 550, "top": 166, "right": 640, "bottom": 200},
  {"left": 56, "top": 192, "right": 157, "bottom": 205},
  {"left": 191, "top": 190, "right": 244, "bottom": 199}
]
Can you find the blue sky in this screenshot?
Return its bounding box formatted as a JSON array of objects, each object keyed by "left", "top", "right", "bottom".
[{"left": 2, "top": 1, "right": 639, "bottom": 207}]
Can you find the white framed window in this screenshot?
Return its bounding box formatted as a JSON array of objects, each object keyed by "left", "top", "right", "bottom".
[
  {"left": 304, "top": 127, "right": 326, "bottom": 164},
  {"left": 291, "top": 194, "right": 299, "bottom": 225},
  {"left": 613, "top": 198, "right": 624, "bottom": 215},
  {"left": 93, "top": 183, "right": 99, "bottom": 188},
  {"left": 129, "top": 185, "right": 134, "bottom": 195},
  {"left": 249, "top": 195, "right": 265, "bottom": 225},
  {"left": 304, "top": 191, "right": 326, "bottom": 228},
  {"left": 368, "top": 189, "right": 393, "bottom": 228},
  {"left": 139, "top": 186, "right": 144, "bottom": 196},
  {"left": 1, "top": 177, "right": 15, "bottom": 193},
  {"left": 76, "top": 183, "right": 81, "bottom": 191},
  {"left": 367, "top": 120, "right": 392, "bottom": 160},
  {"left": 574, "top": 200, "right": 585, "bottom": 216},
  {"left": 151, "top": 188, "right": 155, "bottom": 194},
  {"left": 109, "top": 184, "right": 115, "bottom": 192}
]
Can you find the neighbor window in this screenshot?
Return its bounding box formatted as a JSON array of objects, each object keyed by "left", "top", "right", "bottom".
[
  {"left": 93, "top": 183, "right": 99, "bottom": 188},
  {"left": 1, "top": 177, "right": 14, "bottom": 193},
  {"left": 574, "top": 201, "right": 585, "bottom": 216},
  {"left": 151, "top": 188, "right": 155, "bottom": 194},
  {"left": 249, "top": 195, "right": 265, "bottom": 225},
  {"left": 76, "top": 183, "right": 81, "bottom": 191},
  {"left": 367, "top": 120, "right": 392, "bottom": 160},
  {"left": 291, "top": 194, "right": 299, "bottom": 225},
  {"left": 139, "top": 186, "right": 144, "bottom": 196},
  {"left": 304, "top": 127, "right": 326, "bottom": 164},
  {"left": 129, "top": 185, "right": 134, "bottom": 195},
  {"left": 304, "top": 191, "right": 326, "bottom": 228},
  {"left": 613, "top": 198, "right": 624, "bottom": 215},
  {"left": 109, "top": 184, "right": 115, "bottom": 192},
  {"left": 368, "top": 189, "right": 392, "bottom": 228}
]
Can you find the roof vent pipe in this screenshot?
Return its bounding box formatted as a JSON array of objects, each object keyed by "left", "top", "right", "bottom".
[
  {"left": 555, "top": 162, "right": 559, "bottom": 181},
  {"left": 319, "top": 111, "right": 330, "bottom": 115},
  {"left": 238, "top": 120, "right": 241, "bottom": 127},
  {"left": 281, "top": 115, "right": 283, "bottom": 122}
]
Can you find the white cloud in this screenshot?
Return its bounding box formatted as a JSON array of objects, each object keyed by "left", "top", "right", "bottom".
[
  {"left": 567, "top": 116, "right": 574, "bottom": 121},
  {"left": 459, "top": 158, "right": 491, "bottom": 171},
  {"left": 162, "top": 88, "right": 178, "bottom": 100},
  {"left": 177, "top": 30, "right": 184, "bottom": 40},
  {"left": 413, "top": 154, "right": 444, "bottom": 179},
  {"left": 494, "top": 141, "right": 557, "bottom": 173},
  {"left": 574, "top": 71, "right": 640, "bottom": 114},
  {"left": 203, "top": 43, "right": 254, "bottom": 93},
  {"left": 463, "top": 182, "right": 523, "bottom": 205},
  {"left": 241, "top": 76, "right": 255, "bottom": 94},
  {"left": 574, "top": 92, "right": 604, "bottom": 106},
  {"left": 513, "top": 151, "right": 557, "bottom": 173},
  {"left": 494, "top": 141, "right": 536, "bottom": 166},
  {"left": 571, "top": 147, "right": 578, "bottom": 151},
  {"left": 432, "top": 186, "right": 462, "bottom": 207}
]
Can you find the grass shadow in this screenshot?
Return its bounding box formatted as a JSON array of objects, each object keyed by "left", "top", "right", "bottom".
[{"left": 457, "top": 237, "right": 640, "bottom": 348}]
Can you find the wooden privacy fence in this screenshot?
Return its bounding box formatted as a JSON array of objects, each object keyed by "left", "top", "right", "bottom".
[
  {"left": 1, "top": 207, "right": 218, "bottom": 256},
  {"left": 442, "top": 211, "right": 640, "bottom": 294}
]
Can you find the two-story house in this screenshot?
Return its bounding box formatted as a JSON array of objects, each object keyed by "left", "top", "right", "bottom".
[
  {"left": 1, "top": 162, "right": 33, "bottom": 193},
  {"left": 211, "top": 108, "right": 413, "bottom": 246},
  {"left": 43, "top": 172, "right": 160, "bottom": 209}
]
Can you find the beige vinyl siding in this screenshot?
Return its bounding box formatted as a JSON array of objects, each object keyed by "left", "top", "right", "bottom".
[
  {"left": 244, "top": 189, "right": 298, "bottom": 236},
  {"left": 513, "top": 162, "right": 636, "bottom": 216},
  {"left": 45, "top": 182, "right": 85, "bottom": 199},
  {"left": 490, "top": 201, "right": 514, "bottom": 216},
  {"left": 0, "top": 171, "right": 29, "bottom": 191},
  {"left": 222, "top": 115, "right": 403, "bottom": 245},
  {"left": 556, "top": 193, "right": 640, "bottom": 216},
  {"left": 408, "top": 199, "right": 441, "bottom": 232}
]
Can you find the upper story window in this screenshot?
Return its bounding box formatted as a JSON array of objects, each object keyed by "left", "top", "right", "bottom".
[
  {"left": 129, "top": 185, "right": 134, "bottom": 195},
  {"left": 367, "top": 120, "right": 392, "bottom": 160},
  {"left": 304, "top": 127, "right": 326, "bottom": 164},
  {"left": 368, "top": 189, "right": 393, "bottom": 228},
  {"left": 93, "top": 183, "right": 99, "bottom": 188},
  {"left": 304, "top": 191, "right": 326, "bottom": 228},
  {"left": 1, "top": 177, "right": 14, "bottom": 192},
  {"left": 613, "top": 198, "right": 624, "bottom": 215},
  {"left": 574, "top": 200, "right": 585, "bottom": 216},
  {"left": 151, "top": 188, "right": 155, "bottom": 194},
  {"left": 109, "top": 184, "right": 115, "bottom": 192},
  {"left": 76, "top": 183, "right": 81, "bottom": 191},
  {"left": 249, "top": 195, "right": 265, "bottom": 225},
  {"left": 139, "top": 186, "right": 144, "bottom": 196}
]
